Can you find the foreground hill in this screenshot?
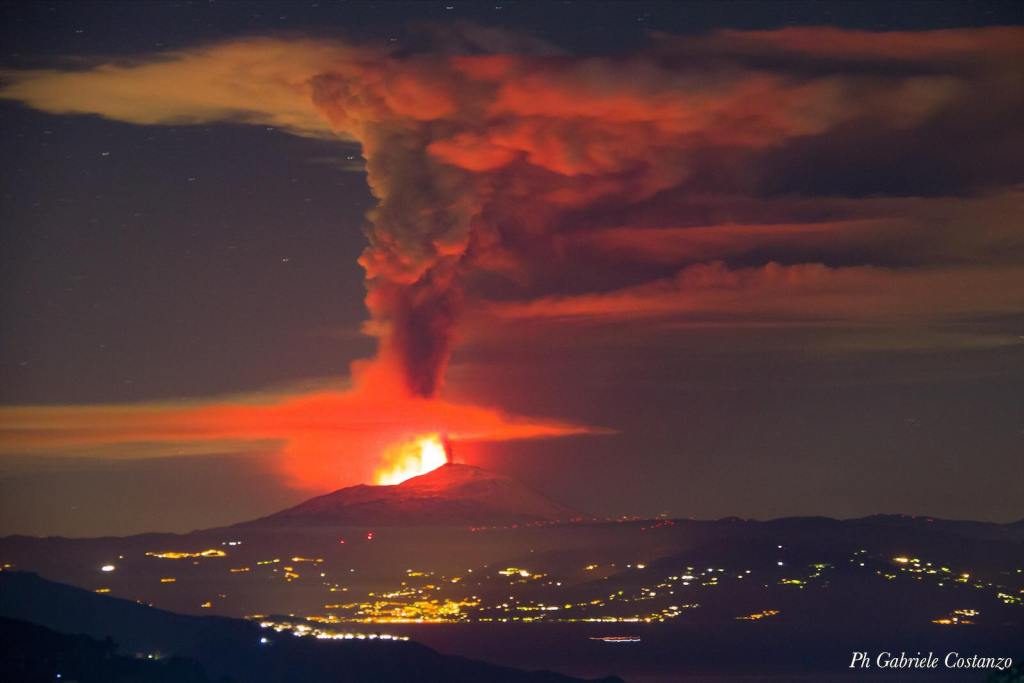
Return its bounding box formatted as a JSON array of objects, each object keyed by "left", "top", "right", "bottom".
[
  {"left": 241, "top": 463, "right": 580, "bottom": 527},
  {"left": 0, "top": 617, "right": 216, "bottom": 683},
  {"left": 0, "top": 571, "right": 619, "bottom": 683}
]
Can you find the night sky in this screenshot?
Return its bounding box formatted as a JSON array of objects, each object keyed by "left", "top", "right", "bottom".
[{"left": 2, "top": 1, "right": 1023, "bottom": 536}]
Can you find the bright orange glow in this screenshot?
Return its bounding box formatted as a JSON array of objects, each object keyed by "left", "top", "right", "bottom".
[
  {"left": 375, "top": 434, "right": 448, "bottom": 485},
  {"left": 0, "top": 359, "right": 606, "bottom": 491}
]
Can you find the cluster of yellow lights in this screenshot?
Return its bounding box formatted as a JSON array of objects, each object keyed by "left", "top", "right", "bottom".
[
  {"left": 159, "top": 577, "right": 176, "bottom": 583},
  {"left": 477, "top": 609, "right": 697, "bottom": 624},
  {"left": 497, "top": 567, "right": 545, "bottom": 581},
  {"left": 888, "top": 555, "right": 1024, "bottom": 607},
  {"left": 933, "top": 609, "right": 980, "bottom": 626},
  {"left": 315, "top": 597, "right": 482, "bottom": 623},
  {"left": 891, "top": 555, "right": 987, "bottom": 589},
  {"left": 498, "top": 567, "right": 532, "bottom": 577},
  {"left": 145, "top": 549, "right": 227, "bottom": 560},
  {"left": 257, "top": 619, "right": 410, "bottom": 642},
  {"left": 472, "top": 592, "right": 700, "bottom": 624},
  {"left": 736, "top": 609, "right": 781, "bottom": 621},
  {"left": 997, "top": 592, "right": 1022, "bottom": 605}
]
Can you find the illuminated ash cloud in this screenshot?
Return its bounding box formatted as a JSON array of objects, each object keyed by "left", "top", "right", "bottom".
[
  {"left": 305, "top": 26, "right": 1024, "bottom": 390},
  {"left": 4, "top": 26, "right": 1024, "bottom": 395}
]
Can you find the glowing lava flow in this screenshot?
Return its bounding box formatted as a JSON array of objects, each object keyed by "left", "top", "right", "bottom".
[{"left": 374, "top": 434, "right": 449, "bottom": 485}]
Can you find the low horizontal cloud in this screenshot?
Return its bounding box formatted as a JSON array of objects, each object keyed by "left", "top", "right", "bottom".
[
  {"left": 570, "top": 220, "right": 887, "bottom": 266},
  {"left": 0, "top": 38, "right": 357, "bottom": 138},
  {"left": 680, "top": 26, "right": 1024, "bottom": 63},
  {"left": 488, "top": 262, "right": 1024, "bottom": 325},
  {"left": 0, "top": 372, "right": 603, "bottom": 489}
]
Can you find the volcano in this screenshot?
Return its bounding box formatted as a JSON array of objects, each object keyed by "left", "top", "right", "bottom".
[{"left": 241, "top": 464, "right": 580, "bottom": 527}]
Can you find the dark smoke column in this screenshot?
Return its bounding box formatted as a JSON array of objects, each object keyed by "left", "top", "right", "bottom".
[
  {"left": 389, "top": 271, "right": 462, "bottom": 397},
  {"left": 312, "top": 72, "right": 477, "bottom": 398}
]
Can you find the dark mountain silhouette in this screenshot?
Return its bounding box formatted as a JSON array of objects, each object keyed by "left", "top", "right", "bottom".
[
  {"left": 0, "top": 617, "right": 218, "bottom": 683},
  {"left": 241, "top": 463, "right": 580, "bottom": 527},
  {"left": 0, "top": 571, "right": 619, "bottom": 683}
]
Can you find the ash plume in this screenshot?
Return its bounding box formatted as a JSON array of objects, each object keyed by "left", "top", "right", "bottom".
[{"left": 3, "top": 27, "right": 1023, "bottom": 399}]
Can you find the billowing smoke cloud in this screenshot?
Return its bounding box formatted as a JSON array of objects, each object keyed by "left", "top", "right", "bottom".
[
  {"left": 310, "top": 69, "right": 479, "bottom": 395},
  {"left": 3, "top": 26, "right": 1023, "bottom": 399}
]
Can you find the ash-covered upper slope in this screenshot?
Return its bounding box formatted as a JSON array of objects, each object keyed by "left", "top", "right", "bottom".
[{"left": 240, "top": 464, "right": 581, "bottom": 527}]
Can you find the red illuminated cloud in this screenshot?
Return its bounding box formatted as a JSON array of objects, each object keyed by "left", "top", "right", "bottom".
[
  {"left": 487, "top": 262, "right": 1024, "bottom": 325},
  {"left": 569, "top": 220, "right": 888, "bottom": 266},
  {"left": 0, "top": 362, "right": 602, "bottom": 490}
]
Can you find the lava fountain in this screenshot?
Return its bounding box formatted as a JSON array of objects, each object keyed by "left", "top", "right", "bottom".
[{"left": 374, "top": 433, "right": 451, "bottom": 485}]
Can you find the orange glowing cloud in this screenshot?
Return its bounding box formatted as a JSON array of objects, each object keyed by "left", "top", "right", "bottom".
[
  {"left": 0, "top": 362, "right": 602, "bottom": 490},
  {"left": 0, "top": 38, "right": 361, "bottom": 138}
]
